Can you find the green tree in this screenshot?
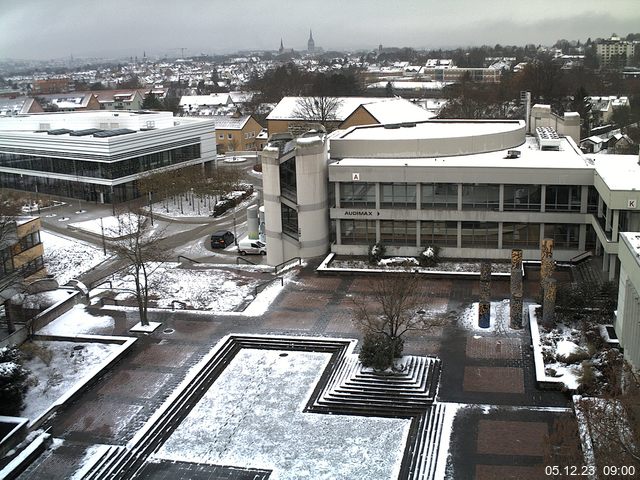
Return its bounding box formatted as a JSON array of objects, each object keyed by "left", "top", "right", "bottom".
[{"left": 142, "top": 93, "right": 164, "bottom": 110}]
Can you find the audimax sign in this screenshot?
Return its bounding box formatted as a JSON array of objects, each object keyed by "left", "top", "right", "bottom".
[{"left": 344, "top": 210, "right": 380, "bottom": 216}]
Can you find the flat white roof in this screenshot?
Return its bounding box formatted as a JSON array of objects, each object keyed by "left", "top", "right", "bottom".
[
  {"left": 338, "top": 120, "right": 523, "bottom": 141},
  {"left": 332, "top": 137, "right": 590, "bottom": 170},
  {"left": 591, "top": 154, "right": 640, "bottom": 191}
]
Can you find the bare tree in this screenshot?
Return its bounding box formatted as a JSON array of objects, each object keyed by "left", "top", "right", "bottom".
[
  {"left": 292, "top": 96, "right": 343, "bottom": 130},
  {"left": 108, "top": 208, "right": 169, "bottom": 326},
  {"left": 351, "top": 272, "right": 446, "bottom": 369}
]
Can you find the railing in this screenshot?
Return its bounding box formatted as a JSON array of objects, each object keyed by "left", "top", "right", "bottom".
[
  {"left": 236, "top": 256, "right": 257, "bottom": 266},
  {"left": 569, "top": 251, "right": 593, "bottom": 264},
  {"left": 171, "top": 300, "right": 187, "bottom": 310},
  {"left": 255, "top": 276, "right": 284, "bottom": 296},
  {"left": 274, "top": 257, "right": 302, "bottom": 275},
  {"left": 177, "top": 255, "right": 200, "bottom": 264}
]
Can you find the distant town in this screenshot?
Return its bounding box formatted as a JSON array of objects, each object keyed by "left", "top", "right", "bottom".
[{"left": 1, "top": 28, "right": 640, "bottom": 480}]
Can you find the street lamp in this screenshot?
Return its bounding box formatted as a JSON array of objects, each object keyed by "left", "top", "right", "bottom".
[{"left": 148, "top": 191, "right": 154, "bottom": 226}]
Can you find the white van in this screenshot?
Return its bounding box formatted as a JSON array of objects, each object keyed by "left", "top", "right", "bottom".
[{"left": 237, "top": 239, "right": 267, "bottom": 255}]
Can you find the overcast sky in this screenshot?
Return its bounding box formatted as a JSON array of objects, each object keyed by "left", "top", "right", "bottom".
[{"left": 1, "top": 0, "right": 639, "bottom": 60}]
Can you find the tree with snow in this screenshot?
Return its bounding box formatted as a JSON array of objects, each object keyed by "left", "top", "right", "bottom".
[
  {"left": 0, "top": 346, "right": 30, "bottom": 416},
  {"left": 292, "top": 96, "right": 343, "bottom": 131},
  {"left": 351, "top": 272, "right": 446, "bottom": 370},
  {"left": 108, "top": 208, "right": 169, "bottom": 326}
]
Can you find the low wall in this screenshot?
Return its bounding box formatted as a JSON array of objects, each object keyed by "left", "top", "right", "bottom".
[{"left": 0, "top": 289, "right": 82, "bottom": 348}]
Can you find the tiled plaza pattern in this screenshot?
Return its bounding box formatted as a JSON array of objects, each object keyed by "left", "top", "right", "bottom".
[{"left": 16, "top": 263, "right": 574, "bottom": 479}]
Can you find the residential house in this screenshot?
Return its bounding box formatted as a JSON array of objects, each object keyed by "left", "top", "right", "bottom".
[
  {"left": 211, "top": 114, "right": 263, "bottom": 153},
  {"left": 265, "top": 96, "right": 434, "bottom": 136},
  {"left": 0, "top": 97, "right": 44, "bottom": 116},
  {"left": 36, "top": 93, "right": 101, "bottom": 112}
]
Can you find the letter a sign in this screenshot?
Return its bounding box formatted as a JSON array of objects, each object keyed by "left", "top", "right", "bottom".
[{"left": 352, "top": 173, "right": 360, "bottom": 181}]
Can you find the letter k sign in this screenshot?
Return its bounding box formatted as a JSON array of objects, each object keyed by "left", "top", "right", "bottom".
[{"left": 629, "top": 199, "right": 637, "bottom": 209}]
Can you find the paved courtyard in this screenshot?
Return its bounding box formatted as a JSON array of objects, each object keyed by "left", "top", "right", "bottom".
[{"left": 17, "top": 262, "right": 574, "bottom": 479}]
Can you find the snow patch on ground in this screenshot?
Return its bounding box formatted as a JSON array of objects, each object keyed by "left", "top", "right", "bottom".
[
  {"left": 37, "top": 304, "right": 114, "bottom": 336},
  {"left": 154, "top": 349, "right": 410, "bottom": 480},
  {"left": 20, "top": 340, "right": 120, "bottom": 420},
  {"left": 41, "top": 231, "right": 107, "bottom": 285},
  {"left": 458, "top": 300, "right": 513, "bottom": 333}
]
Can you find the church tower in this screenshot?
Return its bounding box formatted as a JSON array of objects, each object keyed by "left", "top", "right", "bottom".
[
  {"left": 307, "top": 30, "right": 315, "bottom": 53},
  {"left": 278, "top": 38, "right": 284, "bottom": 55}
]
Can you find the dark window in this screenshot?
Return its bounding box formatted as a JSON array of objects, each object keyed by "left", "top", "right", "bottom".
[
  {"left": 279, "top": 157, "right": 297, "bottom": 202},
  {"left": 461, "top": 222, "right": 499, "bottom": 248},
  {"left": 587, "top": 186, "right": 599, "bottom": 214},
  {"left": 381, "top": 183, "right": 417, "bottom": 209},
  {"left": 421, "top": 183, "right": 458, "bottom": 210},
  {"left": 502, "top": 223, "right": 539, "bottom": 248},
  {"left": 339, "top": 182, "right": 376, "bottom": 208},
  {"left": 545, "top": 185, "right": 581, "bottom": 212},
  {"left": 503, "top": 185, "right": 542, "bottom": 211},
  {"left": 544, "top": 224, "right": 580, "bottom": 249},
  {"left": 281, "top": 203, "right": 298, "bottom": 239},
  {"left": 340, "top": 220, "right": 376, "bottom": 245},
  {"left": 380, "top": 220, "right": 416, "bottom": 246},
  {"left": 421, "top": 221, "right": 457, "bottom": 246},
  {"left": 462, "top": 184, "right": 499, "bottom": 210}
]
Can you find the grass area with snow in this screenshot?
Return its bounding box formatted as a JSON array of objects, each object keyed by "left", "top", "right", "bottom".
[
  {"left": 154, "top": 349, "right": 410, "bottom": 480},
  {"left": 41, "top": 231, "right": 108, "bottom": 285},
  {"left": 19, "top": 340, "right": 120, "bottom": 421}
]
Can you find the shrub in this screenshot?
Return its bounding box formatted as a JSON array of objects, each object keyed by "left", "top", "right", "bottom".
[
  {"left": 0, "top": 346, "right": 31, "bottom": 416},
  {"left": 368, "top": 243, "right": 386, "bottom": 265},
  {"left": 579, "top": 360, "right": 596, "bottom": 394},
  {"left": 359, "top": 333, "right": 404, "bottom": 371},
  {"left": 253, "top": 163, "right": 262, "bottom": 173},
  {"left": 418, "top": 245, "right": 440, "bottom": 267}
]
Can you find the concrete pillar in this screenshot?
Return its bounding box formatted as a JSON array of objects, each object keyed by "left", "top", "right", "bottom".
[
  {"left": 247, "top": 205, "right": 259, "bottom": 240},
  {"left": 580, "top": 185, "right": 589, "bottom": 214},
  {"left": 612, "top": 210, "right": 620, "bottom": 241},
  {"left": 579, "top": 224, "right": 587, "bottom": 251},
  {"left": 603, "top": 252, "right": 610, "bottom": 272},
  {"left": 497, "top": 223, "right": 503, "bottom": 249},
  {"left": 510, "top": 249, "right": 523, "bottom": 328},
  {"left": 479, "top": 262, "right": 491, "bottom": 328},
  {"left": 540, "top": 186, "right": 546, "bottom": 213},
  {"left": 542, "top": 278, "right": 557, "bottom": 328},
  {"left": 498, "top": 184, "right": 504, "bottom": 212},
  {"left": 457, "top": 183, "right": 463, "bottom": 211},
  {"left": 609, "top": 255, "right": 617, "bottom": 281}
]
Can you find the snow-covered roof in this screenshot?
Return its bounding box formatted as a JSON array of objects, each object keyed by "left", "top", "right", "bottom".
[
  {"left": 359, "top": 98, "right": 435, "bottom": 124},
  {"left": 209, "top": 114, "right": 252, "bottom": 130},
  {"left": 266, "top": 96, "right": 387, "bottom": 121},
  {"left": 179, "top": 94, "right": 233, "bottom": 108},
  {"left": 590, "top": 153, "right": 640, "bottom": 191},
  {"left": 0, "top": 96, "right": 37, "bottom": 116}
]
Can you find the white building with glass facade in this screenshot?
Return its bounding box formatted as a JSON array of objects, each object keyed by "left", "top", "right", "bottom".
[
  {"left": 0, "top": 111, "right": 216, "bottom": 203},
  {"left": 261, "top": 119, "right": 640, "bottom": 280}
]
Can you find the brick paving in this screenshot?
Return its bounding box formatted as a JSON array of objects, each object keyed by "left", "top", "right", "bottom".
[
  {"left": 17, "top": 261, "right": 577, "bottom": 480},
  {"left": 465, "top": 336, "right": 522, "bottom": 359},
  {"left": 463, "top": 366, "right": 525, "bottom": 394},
  {"left": 476, "top": 420, "right": 548, "bottom": 456}
]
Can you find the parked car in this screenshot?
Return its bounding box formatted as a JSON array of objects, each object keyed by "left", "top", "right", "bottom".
[
  {"left": 237, "top": 239, "right": 267, "bottom": 255},
  {"left": 210, "top": 230, "right": 234, "bottom": 248}
]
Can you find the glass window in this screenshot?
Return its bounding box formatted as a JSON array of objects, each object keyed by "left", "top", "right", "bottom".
[
  {"left": 545, "top": 185, "right": 581, "bottom": 212},
  {"left": 339, "top": 182, "right": 376, "bottom": 208},
  {"left": 421, "top": 183, "right": 458, "bottom": 209},
  {"left": 380, "top": 183, "right": 417, "bottom": 209},
  {"left": 380, "top": 220, "right": 416, "bottom": 246},
  {"left": 502, "top": 223, "right": 539, "bottom": 248},
  {"left": 587, "top": 186, "right": 598, "bottom": 213},
  {"left": 461, "top": 222, "right": 499, "bottom": 248},
  {"left": 279, "top": 157, "right": 297, "bottom": 201},
  {"left": 503, "top": 185, "right": 542, "bottom": 211},
  {"left": 341, "top": 220, "right": 376, "bottom": 245},
  {"left": 544, "top": 224, "right": 579, "bottom": 249},
  {"left": 462, "top": 184, "right": 499, "bottom": 210},
  {"left": 421, "top": 221, "right": 457, "bottom": 246},
  {"left": 281, "top": 204, "right": 298, "bottom": 239}
]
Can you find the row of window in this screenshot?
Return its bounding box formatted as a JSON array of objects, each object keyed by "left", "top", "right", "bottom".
[
  {"left": 337, "top": 182, "right": 598, "bottom": 213},
  {"left": 0, "top": 144, "right": 201, "bottom": 180},
  {"left": 340, "top": 220, "right": 582, "bottom": 249},
  {"left": 217, "top": 132, "right": 257, "bottom": 140},
  {"left": 12, "top": 231, "right": 41, "bottom": 255}
]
